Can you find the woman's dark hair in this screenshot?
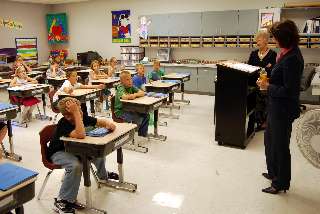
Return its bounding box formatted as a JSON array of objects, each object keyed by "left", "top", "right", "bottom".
[{"left": 269, "top": 20, "right": 300, "bottom": 48}]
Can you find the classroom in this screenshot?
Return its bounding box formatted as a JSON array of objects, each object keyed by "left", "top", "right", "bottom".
[{"left": 0, "top": 0, "right": 320, "bottom": 214}]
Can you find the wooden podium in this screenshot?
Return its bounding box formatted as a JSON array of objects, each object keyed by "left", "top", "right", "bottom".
[{"left": 215, "top": 61, "right": 260, "bottom": 149}]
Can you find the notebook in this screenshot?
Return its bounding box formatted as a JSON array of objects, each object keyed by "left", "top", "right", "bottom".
[
  {"left": 85, "top": 127, "right": 110, "bottom": 137},
  {"left": 0, "top": 163, "right": 38, "bottom": 191}
]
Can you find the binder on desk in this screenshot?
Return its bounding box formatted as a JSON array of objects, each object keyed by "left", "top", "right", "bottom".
[{"left": 0, "top": 163, "right": 38, "bottom": 191}]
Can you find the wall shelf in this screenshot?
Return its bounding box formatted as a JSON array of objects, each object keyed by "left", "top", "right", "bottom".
[{"left": 140, "top": 34, "right": 320, "bottom": 49}]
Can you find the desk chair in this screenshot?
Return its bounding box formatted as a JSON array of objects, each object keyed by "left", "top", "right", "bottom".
[
  {"left": 110, "top": 95, "right": 125, "bottom": 123},
  {"left": 300, "top": 66, "right": 316, "bottom": 111},
  {"left": 48, "top": 89, "right": 60, "bottom": 123},
  {"left": 38, "top": 124, "right": 98, "bottom": 200},
  {"left": 38, "top": 124, "right": 61, "bottom": 200}
]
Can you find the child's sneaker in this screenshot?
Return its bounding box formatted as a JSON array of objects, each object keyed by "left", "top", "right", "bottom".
[{"left": 53, "top": 198, "right": 75, "bottom": 214}]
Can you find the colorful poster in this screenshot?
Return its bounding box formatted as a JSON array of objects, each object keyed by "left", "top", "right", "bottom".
[
  {"left": 260, "top": 13, "right": 274, "bottom": 29},
  {"left": 0, "top": 17, "right": 23, "bottom": 30},
  {"left": 15, "top": 38, "right": 38, "bottom": 64},
  {"left": 258, "top": 8, "right": 281, "bottom": 31},
  {"left": 46, "top": 13, "right": 69, "bottom": 44},
  {"left": 112, "top": 10, "right": 131, "bottom": 43}
]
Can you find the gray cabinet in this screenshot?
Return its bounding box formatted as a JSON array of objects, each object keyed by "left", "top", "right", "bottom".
[
  {"left": 202, "top": 11, "right": 238, "bottom": 35},
  {"left": 197, "top": 67, "right": 216, "bottom": 94},
  {"left": 238, "top": 10, "right": 259, "bottom": 35},
  {"left": 164, "top": 66, "right": 198, "bottom": 91},
  {"left": 168, "top": 13, "right": 202, "bottom": 36},
  {"left": 146, "top": 14, "right": 169, "bottom": 36}
]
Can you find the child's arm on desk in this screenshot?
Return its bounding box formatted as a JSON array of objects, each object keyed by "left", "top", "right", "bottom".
[
  {"left": 121, "top": 89, "right": 145, "bottom": 100},
  {"left": 26, "top": 77, "right": 37, "bottom": 84},
  {"left": 66, "top": 100, "right": 86, "bottom": 139},
  {"left": 96, "top": 119, "right": 116, "bottom": 131}
]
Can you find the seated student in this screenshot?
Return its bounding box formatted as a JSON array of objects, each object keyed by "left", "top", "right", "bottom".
[
  {"left": 147, "top": 60, "right": 164, "bottom": 82},
  {"left": 10, "top": 66, "right": 39, "bottom": 123},
  {"left": 47, "top": 97, "right": 118, "bottom": 214},
  {"left": 89, "top": 60, "right": 110, "bottom": 111},
  {"left": 52, "top": 70, "right": 105, "bottom": 115},
  {"left": 0, "top": 122, "right": 7, "bottom": 159},
  {"left": 12, "top": 56, "right": 32, "bottom": 74},
  {"left": 107, "top": 57, "right": 124, "bottom": 77},
  {"left": 132, "top": 64, "right": 146, "bottom": 90},
  {"left": 114, "top": 71, "right": 149, "bottom": 137},
  {"left": 46, "top": 56, "right": 66, "bottom": 78}
]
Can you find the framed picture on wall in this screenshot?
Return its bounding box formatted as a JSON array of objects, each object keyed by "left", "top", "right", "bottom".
[
  {"left": 46, "top": 13, "right": 69, "bottom": 44},
  {"left": 258, "top": 8, "right": 281, "bottom": 31},
  {"left": 111, "top": 10, "right": 131, "bottom": 43}
]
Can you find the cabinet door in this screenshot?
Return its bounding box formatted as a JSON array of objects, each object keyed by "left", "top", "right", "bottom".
[
  {"left": 202, "top": 11, "right": 238, "bottom": 35},
  {"left": 197, "top": 68, "right": 216, "bottom": 94},
  {"left": 168, "top": 13, "right": 202, "bottom": 36},
  {"left": 238, "top": 10, "right": 259, "bottom": 35},
  {"left": 146, "top": 15, "right": 169, "bottom": 36}
]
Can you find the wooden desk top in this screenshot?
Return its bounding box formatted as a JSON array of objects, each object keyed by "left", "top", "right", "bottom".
[
  {"left": 7, "top": 84, "right": 50, "bottom": 91},
  {"left": 58, "top": 88, "right": 102, "bottom": 97},
  {"left": 145, "top": 80, "right": 179, "bottom": 88},
  {"left": 0, "top": 79, "right": 12, "bottom": 84},
  {"left": 77, "top": 69, "right": 91, "bottom": 73},
  {"left": 121, "top": 96, "right": 166, "bottom": 105},
  {"left": 162, "top": 73, "right": 190, "bottom": 78},
  {"left": 0, "top": 175, "right": 36, "bottom": 198},
  {"left": 47, "top": 77, "right": 67, "bottom": 81},
  {"left": 115, "top": 70, "right": 137, "bottom": 75},
  {"left": 91, "top": 77, "right": 120, "bottom": 84},
  {"left": 61, "top": 122, "right": 137, "bottom": 145}
]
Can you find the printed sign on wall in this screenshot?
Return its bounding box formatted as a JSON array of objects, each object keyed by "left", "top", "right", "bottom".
[
  {"left": 0, "top": 18, "right": 23, "bottom": 30},
  {"left": 112, "top": 10, "right": 131, "bottom": 43}
]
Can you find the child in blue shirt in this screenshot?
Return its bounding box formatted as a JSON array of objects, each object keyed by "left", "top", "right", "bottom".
[{"left": 132, "top": 64, "right": 146, "bottom": 89}]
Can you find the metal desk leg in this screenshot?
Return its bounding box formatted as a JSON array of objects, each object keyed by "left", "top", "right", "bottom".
[
  {"left": 35, "top": 93, "right": 51, "bottom": 121},
  {"left": 174, "top": 82, "right": 190, "bottom": 104},
  {"left": 98, "top": 147, "right": 138, "bottom": 192},
  {"left": 82, "top": 156, "right": 107, "bottom": 214},
  {"left": 160, "top": 92, "right": 179, "bottom": 119},
  {"left": 123, "top": 124, "right": 148, "bottom": 153},
  {"left": 15, "top": 206, "right": 24, "bottom": 214},
  {"left": 90, "top": 100, "right": 95, "bottom": 117},
  {"left": 6, "top": 120, "right": 22, "bottom": 162},
  {"left": 148, "top": 109, "right": 167, "bottom": 141}
]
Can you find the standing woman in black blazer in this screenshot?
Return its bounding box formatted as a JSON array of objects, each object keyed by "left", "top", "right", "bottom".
[
  {"left": 257, "top": 20, "right": 304, "bottom": 194},
  {"left": 248, "top": 31, "right": 277, "bottom": 130}
]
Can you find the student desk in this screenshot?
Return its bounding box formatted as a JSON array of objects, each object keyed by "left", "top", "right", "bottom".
[
  {"left": 26, "top": 70, "right": 46, "bottom": 80},
  {"left": 47, "top": 77, "right": 67, "bottom": 90},
  {"left": 311, "top": 72, "right": 320, "bottom": 96},
  {"left": 0, "top": 176, "right": 36, "bottom": 214},
  {"left": 91, "top": 77, "right": 120, "bottom": 89},
  {"left": 32, "top": 65, "right": 49, "bottom": 72},
  {"left": 162, "top": 73, "right": 191, "bottom": 104},
  {"left": 0, "top": 79, "right": 11, "bottom": 88},
  {"left": 115, "top": 70, "right": 137, "bottom": 77},
  {"left": 0, "top": 103, "right": 21, "bottom": 162},
  {"left": 121, "top": 96, "right": 167, "bottom": 144},
  {"left": 145, "top": 80, "right": 180, "bottom": 119},
  {"left": 61, "top": 122, "right": 137, "bottom": 214},
  {"left": 7, "top": 84, "right": 51, "bottom": 121},
  {"left": 57, "top": 88, "right": 102, "bottom": 116}
]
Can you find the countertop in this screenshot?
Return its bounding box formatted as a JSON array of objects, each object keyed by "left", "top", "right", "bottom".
[{"left": 144, "top": 63, "right": 217, "bottom": 69}]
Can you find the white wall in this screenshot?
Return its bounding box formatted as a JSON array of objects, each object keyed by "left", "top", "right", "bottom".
[
  {"left": 0, "top": 0, "right": 51, "bottom": 63},
  {"left": 51, "top": 0, "right": 320, "bottom": 63}
]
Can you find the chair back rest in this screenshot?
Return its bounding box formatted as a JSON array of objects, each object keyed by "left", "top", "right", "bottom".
[
  {"left": 110, "top": 95, "right": 124, "bottom": 123},
  {"left": 48, "top": 89, "right": 60, "bottom": 113},
  {"left": 300, "top": 66, "right": 316, "bottom": 91},
  {"left": 39, "top": 124, "right": 61, "bottom": 170}
]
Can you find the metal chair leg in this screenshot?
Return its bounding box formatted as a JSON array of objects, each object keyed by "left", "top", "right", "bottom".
[
  {"left": 37, "top": 170, "right": 53, "bottom": 200},
  {"left": 90, "top": 165, "right": 100, "bottom": 188}
]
